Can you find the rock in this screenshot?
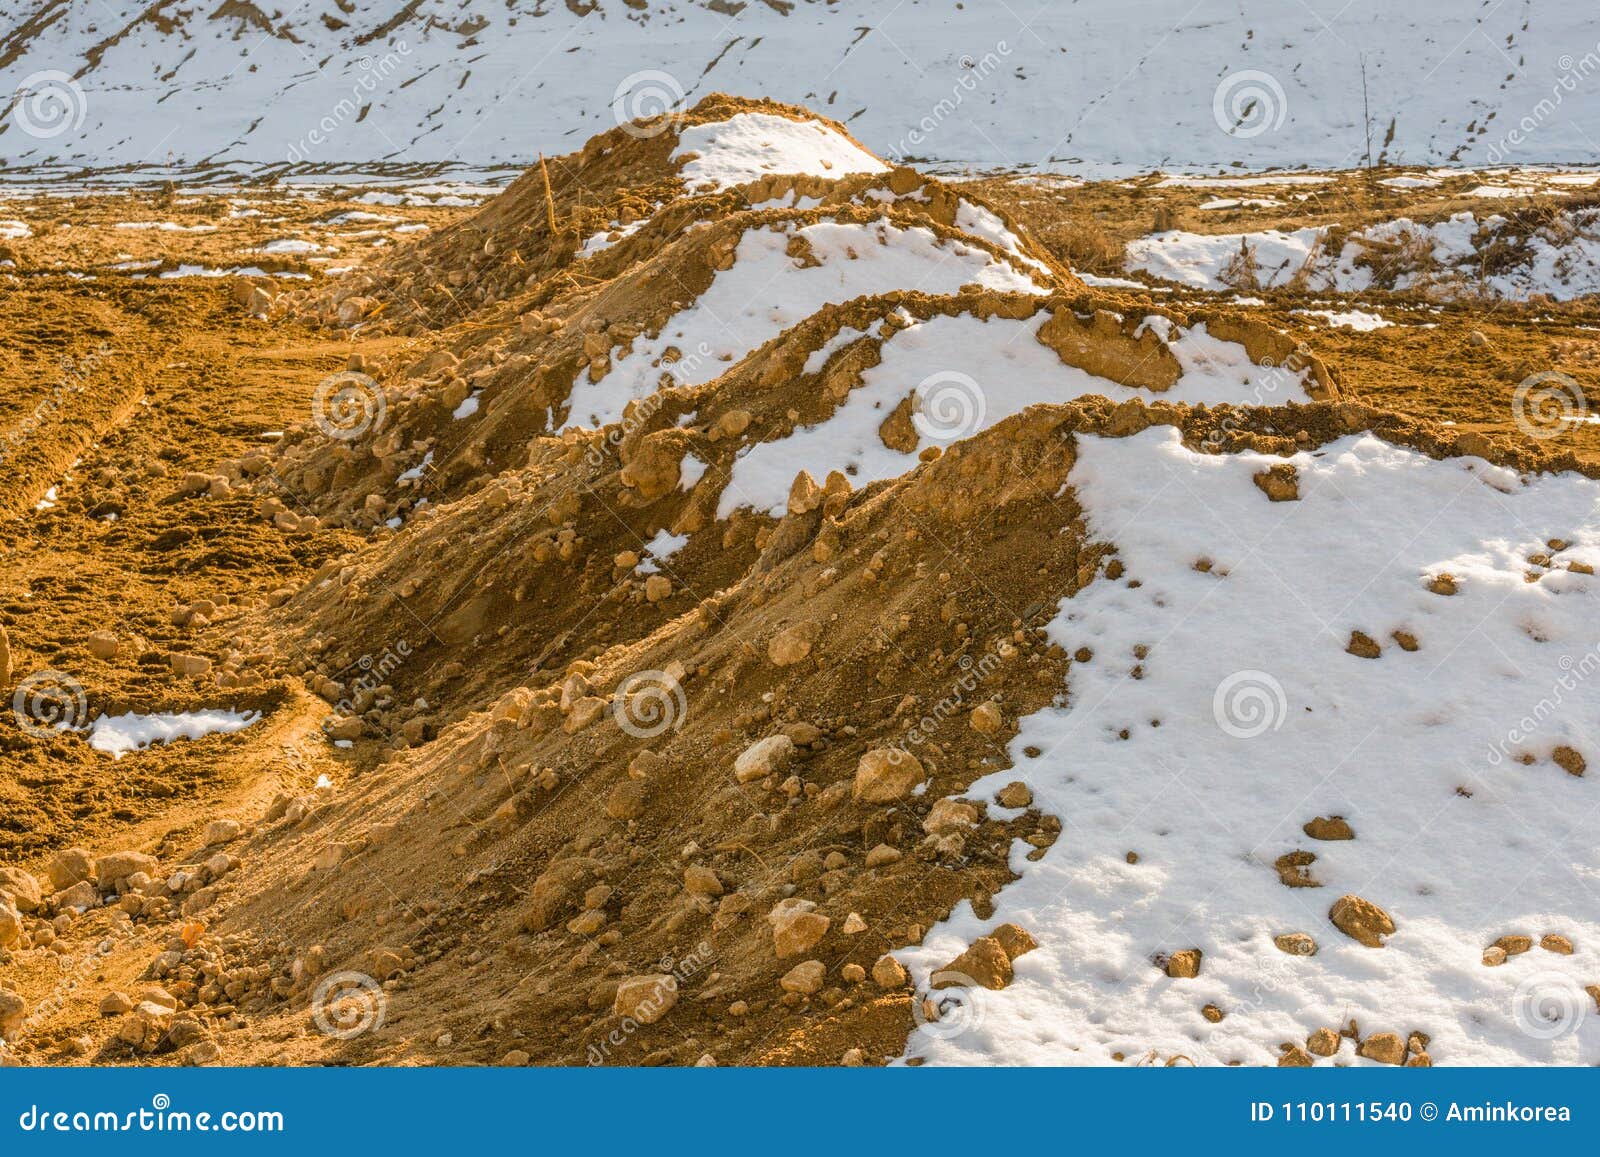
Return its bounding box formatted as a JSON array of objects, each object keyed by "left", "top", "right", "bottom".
[
  {"left": 325, "top": 715, "right": 363, "bottom": 741},
  {"left": 1357, "top": 1032, "right": 1406, "bottom": 1065},
  {"left": 1427, "top": 574, "right": 1459, "bottom": 596},
  {"left": 118, "top": 1001, "right": 174, "bottom": 1051},
  {"left": 864, "top": 843, "right": 901, "bottom": 868},
  {"left": 767, "top": 621, "right": 819, "bottom": 667},
  {"left": 840, "top": 1047, "right": 866, "bottom": 1067},
  {"left": 1165, "top": 949, "right": 1203, "bottom": 979},
  {"left": 733, "top": 734, "right": 795, "bottom": 784},
  {"left": 769, "top": 899, "right": 830, "bottom": 957},
  {"left": 1274, "top": 932, "right": 1318, "bottom": 956},
  {"left": 679, "top": 865, "right": 724, "bottom": 898},
  {"left": 969, "top": 702, "right": 1002, "bottom": 734},
  {"left": 871, "top": 955, "right": 908, "bottom": 988},
  {"left": 54, "top": 880, "right": 99, "bottom": 912},
  {"left": 840, "top": 963, "right": 867, "bottom": 984},
  {"left": 202, "top": 820, "right": 241, "bottom": 847},
  {"left": 1253, "top": 464, "right": 1300, "bottom": 501},
  {"left": 0, "top": 898, "right": 24, "bottom": 950},
  {"left": 1494, "top": 934, "right": 1533, "bottom": 956},
  {"left": 1303, "top": 815, "right": 1354, "bottom": 841},
  {"left": 99, "top": 992, "right": 135, "bottom": 1016},
  {"left": 1553, "top": 745, "right": 1586, "bottom": 777},
  {"left": 1345, "top": 631, "right": 1381, "bottom": 659},
  {"left": 86, "top": 630, "right": 119, "bottom": 659},
  {"left": 1274, "top": 850, "right": 1321, "bottom": 888},
  {"left": 852, "top": 747, "right": 926, "bottom": 804},
  {"left": 1540, "top": 933, "right": 1574, "bottom": 954},
  {"left": 1481, "top": 946, "right": 1507, "bottom": 967},
  {"left": 47, "top": 847, "right": 95, "bottom": 891},
  {"left": 184, "top": 1040, "right": 223, "bottom": 1066},
  {"left": 499, "top": 1050, "right": 530, "bottom": 1067},
  {"left": 96, "top": 851, "right": 157, "bottom": 887},
  {"left": 779, "top": 960, "right": 826, "bottom": 995},
  {"left": 923, "top": 797, "right": 980, "bottom": 834},
  {"left": 613, "top": 974, "right": 678, "bottom": 1024},
  {"left": 842, "top": 912, "right": 868, "bottom": 935},
  {"left": 170, "top": 652, "right": 212, "bottom": 677},
  {"left": 990, "top": 923, "right": 1038, "bottom": 960},
  {"left": 605, "top": 779, "right": 648, "bottom": 821},
  {"left": 995, "top": 781, "right": 1033, "bottom": 809},
  {"left": 0, "top": 989, "right": 25, "bottom": 1040},
  {"left": 1468, "top": 329, "right": 1489, "bottom": 347},
  {"left": 0, "top": 866, "right": 42, "bottom": 913},
  {"left": 1405, "top": 1052, "right": 1433, "bottom": 1067},
  {"left": 643, "top": 574, "right": 672, "bottom": 603},
  {"left": 521, "top": 857, "right": 600, "bottom": 932},
  {"left": 933, "top": 936, "right": 1013, "bottom": 990},
  {"left": 1202, "top": 1004, "right": 1225, "bottom": 1024},
  {"left": 1328, "top": 894, "right": 1394, "bottom": 948},
  {"left": 367, "top": 949, "right": 406, "bottom": 981},
  {"left": 563, "top": 695, "right": 608, "bottom": 733},
  {"left": 1306, "top": 1027, "right": 1341, "bottom": 1057},
  {"left": 1278, "top": 1044, "right": 1314, "bottom": 1067}
]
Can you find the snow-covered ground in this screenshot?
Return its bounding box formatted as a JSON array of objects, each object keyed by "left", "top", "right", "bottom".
[
  {"left": 560, "top": 217, "right": 1048, "bottom": 429},
  {"left": 1126, "top": 210, "right": 1600, "bottom": 300},
  {"left": 718, "top": 310, "right": 1315, "bottom": 517},
  {"left": 5, "top": 2, "right": 1600, "bottom": 174},
  {"left": 898, "top": 429, "right": 1600, "bottom": 1065}
]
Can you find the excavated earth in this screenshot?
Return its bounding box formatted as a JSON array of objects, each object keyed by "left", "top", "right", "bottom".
[{"left": 1, "top": 95, "right": 1598, "bottom": 1068}]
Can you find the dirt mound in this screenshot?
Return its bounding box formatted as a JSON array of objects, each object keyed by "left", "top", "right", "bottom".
[{"left": 301, "top": 94, "right": 972, "bottom": 331}]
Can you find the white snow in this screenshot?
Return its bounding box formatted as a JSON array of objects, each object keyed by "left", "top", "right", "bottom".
[
  {"left": 560, "top": 217, "right": 1047, "bottom": 429},
  {"left": 1126, "top": 210, "right": 1600, "bottom": 301},
  {"left": 1293, "top": 308, "right": 1393, "bottom": 331},
  {"left": 259, "top": 238, "right": 321, "bottom": 254},
  {"left": 719, "top": 310, "right": 1313, "bottom": 517},
  {"left": 901, "top": 427, "right": 1600, "bottom": 1066},
  {"left": 453, "top": 392, "right": 481, "bottom": 420},
  {"left": 673, "top": 113, "right": 889, "bottom": 191},
  {"left": 1379, "top": 176, "right": 1441, "bottom": 189},
  {"left": 85, "top": 708, "right": 260, "bottom": 758},
  {"left": 1, "top": 219, "right": 34, "bottom": 239}
]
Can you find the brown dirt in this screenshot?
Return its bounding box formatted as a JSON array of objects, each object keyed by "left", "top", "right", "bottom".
[{"left": 3, "top": 96, "right": 1598, "bottom": 1069}]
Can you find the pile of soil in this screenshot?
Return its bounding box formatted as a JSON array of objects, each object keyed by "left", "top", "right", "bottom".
[{"left": 4, "top": 95, "right": 1594, "bottom": 1070}]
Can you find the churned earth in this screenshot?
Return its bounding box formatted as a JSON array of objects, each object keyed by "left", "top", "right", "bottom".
[{"left": 1, "top": 97, "right": 1598, "bottom": 1068}]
